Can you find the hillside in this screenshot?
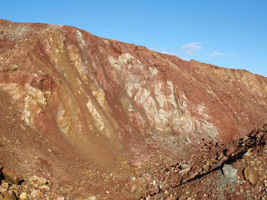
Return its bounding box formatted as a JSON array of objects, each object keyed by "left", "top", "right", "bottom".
[{"left": 0, "top": 19, "right": 267, "bottom": 199}]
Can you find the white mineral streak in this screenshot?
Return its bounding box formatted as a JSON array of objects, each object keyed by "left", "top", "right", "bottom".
[
  {"left": 108, "top": 56, "right": 121, "bottom": 71},
  {"left": 149, "top": 67, "right": 158, "bottom": 77},
  {"left": 75, "top": 30, "right": 86, "bottom": 48},
  {"left": 86, "top": 98, "right": 113, "bottom": 139},
  {"left": 67, "top": 45, "right": 89, "bottom": 83},
  {"left": 0, "top": 83, "right": 45, "bottom": 127},
  {"left": 86, "top": 98, "right": 105, "bottom": 132},
  {"left": 1, "top": 83, "right": 23, "bottom": 101},
  {"left": 108, "top": 53, "right": 219, "bottom": 140},
  {"left": 22, "top": 84, "right": 46, "bottom": 126},
  {"left": 196, "top": 104, "right": 210, "bottom": 119},
  {"left": 92, "top": 89, "right": 106, "bottom": 110},
  {"left": 56, "top": 103, "right": 70, "bottom": 134},
  {"left": 118, "top": 53, "right": 135, "bottom": 64},
  {"left": 167, "top": 80, "right": 178, "bottom": 109},
  {"left": 154, "top": 82, "right": 164, "bottom": 107}
]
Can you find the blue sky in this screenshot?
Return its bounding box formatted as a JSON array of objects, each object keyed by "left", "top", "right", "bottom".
[{"left": 1, "top": 0, "right": 266, "bottom": 77}]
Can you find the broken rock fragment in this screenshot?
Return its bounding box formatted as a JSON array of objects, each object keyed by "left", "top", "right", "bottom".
[
  {"left": 243, "top": 167, "right": 258, "bottom": 185},
  {"left": 2, "top": 168, "right": 19, "bottom": 185}
]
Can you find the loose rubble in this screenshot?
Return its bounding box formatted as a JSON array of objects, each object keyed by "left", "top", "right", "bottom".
[
  {"left": 1, "top": 125, "right": 267, "bottom": 199},
  {"left": 142, "top": 125, "right": 267, "bottom": 199},
  {"left": 0, "top": 166, "right": 67, "bottom": 200}
]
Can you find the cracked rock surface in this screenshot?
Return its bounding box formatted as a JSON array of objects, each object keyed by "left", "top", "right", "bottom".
[{"left": 0, "top": 19, "right": 267, "bottom": 199}]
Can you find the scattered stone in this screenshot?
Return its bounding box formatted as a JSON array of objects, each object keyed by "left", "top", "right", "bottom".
[
  {"left": 2, "top": 168, "right": 19, "bottom": 184},
  {"left": 1, "top": 182, "right": 9, "bottom": 189},
  {"left": 39, "top": 185, "right": 50, "bottom": 191},
  {"left": 12, "top": 189, "right": 19, "bottom": 198},
  {"left": 19, "top": 192, "right": 27, "bottom": 200},
  {"left": 86, "top": 196, "right": 97, "bottom": 200},
  {"left": 37, "top": 177, "right": 47, "bottom": 185},
  {"left": 29, "top": 176, "right": 47, "bottom": 186},
  {"left": 29, "top": 176, "right": 38, "bottom": 185},
  {"left": 9, "top": 185, "right": 18, "bottom": 191},
  {"left": 2, "top": 191, "right": 17, "bottom": 200},
  {"left": 10, "top": 64, "right": 19, "bottom": 71},
  {"left": 164, "top": 190, "right": 169, "bottom": 195},
  {"left": 30, "top": 189, "right": 38, "bottom": 198},
  {"left": 0, "top": 186, "right": 6, "bottom": 193},
  {"left": 222, "top": 164, "right": 238, "bottom": 179},
  {"left": 243, "top": 167, "right": 258, "bottom": 185},
  {"left": 57, "top": 196, "right": 64, "bottom": 200},
  {"left": 244, "top": 148, "right": 253, "bottom": 157}
]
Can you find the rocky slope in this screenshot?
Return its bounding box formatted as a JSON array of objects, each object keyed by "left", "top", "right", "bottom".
[{"left": 0, "top": 19, "right": 267, "bottom": 199}]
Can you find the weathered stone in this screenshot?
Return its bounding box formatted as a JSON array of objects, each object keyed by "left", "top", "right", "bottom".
[
  {"left": 28, "top": 176, "right": 37, "bottom": 185},
  {"left": 0, "top": 186, "right": 6, "bottom": 193},
  {"left": 12, "top": 190, "right": 18, "bottom": 198},
  {"left": 9, "top": 185, "right": 18, "bottom": 191},
  {"left": 2, "top": 168, "right": 19, "bottom": 185},
  {"left": 243, "top": 167, "right": 258, "bottom": 185},
  {"left": 39, "top": 185, "right": 50, "bottom": 191},
  {"left": 37, "top": 177, "right": 47, "bottom": 186},
  {"left": 10, "top": 64, "right": 19, "bottom": 71},
  {"left": 19, "top": 192, "right": 27, "bottom": 200},
  {"left": 29, "top": 176, "right": 47, "bottom": 186},
  {"left": 222, "top": 164, "right": 238, "bottom": 179},
  {"left": 2, "top": 191, "right": 17, "bottom": 200},
  {"left": 1, "top": 182, "right": 9, "bottom": 189},
  {"left": 30, "top": 189, "right": 38, "bottom": 198},
  {"left": 86, "top": 196, "right": 96, "bottom": 200},
  {"left": 244, "top": 148, "right": 253, "bottom": 157}
]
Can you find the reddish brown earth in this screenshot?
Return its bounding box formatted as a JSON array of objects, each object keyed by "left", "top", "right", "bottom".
[{"left": 0, "top": 19, "right": 267, "bottom": 199}]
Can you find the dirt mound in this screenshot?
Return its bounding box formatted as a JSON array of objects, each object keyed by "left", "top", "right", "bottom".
[{"left": 0, "top": 19, "right": 267, "bottom": 199}]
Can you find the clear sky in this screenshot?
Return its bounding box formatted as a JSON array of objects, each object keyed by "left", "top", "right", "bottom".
[{"left": 1, "top": 0, "right": 266, "bottom": 77}]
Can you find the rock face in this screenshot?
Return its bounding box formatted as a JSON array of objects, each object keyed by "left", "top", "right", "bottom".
[{"left": 0, "top": 19, "right": 267, "bottom": 199}]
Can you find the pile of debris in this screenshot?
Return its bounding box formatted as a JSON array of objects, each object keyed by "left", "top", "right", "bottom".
[{"left": 0, "top": 165, "right": 67, "bottom": 200}]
